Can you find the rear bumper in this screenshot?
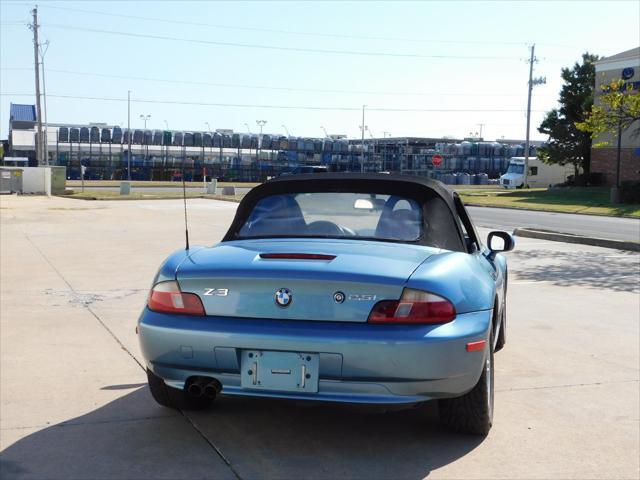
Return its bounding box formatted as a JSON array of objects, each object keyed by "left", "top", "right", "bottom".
[{"left": 138, "top": 308, "right": 492, "bottom": 404}]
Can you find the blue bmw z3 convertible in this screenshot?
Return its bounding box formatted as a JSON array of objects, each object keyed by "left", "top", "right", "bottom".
[{"left": 138, "top": 173, "right": 514, "bottom": 435}]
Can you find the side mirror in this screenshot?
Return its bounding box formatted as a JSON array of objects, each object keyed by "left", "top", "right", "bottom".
[{"left": 487, "top": 231, "right": 515, "bottom": 258}]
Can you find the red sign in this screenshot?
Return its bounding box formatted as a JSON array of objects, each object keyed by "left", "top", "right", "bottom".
[{"left": 432, "top": 154, "right": 443, "bottom": 167}]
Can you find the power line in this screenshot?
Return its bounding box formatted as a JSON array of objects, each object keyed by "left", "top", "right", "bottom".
[
  {"left": 36, "top": 5, "right": 579, "bottom": 48},
  {"left": 39, "top": 4, "right": 578, "bottom": 49},
  {"left": 0, "top": 92, "right": 545, "bottom": 113},
  {"left": 41, "top": 23, "right": 525, "bottom": 60},
  {"left": 1, "top": 67, "right": 553, "bottom": 98}
]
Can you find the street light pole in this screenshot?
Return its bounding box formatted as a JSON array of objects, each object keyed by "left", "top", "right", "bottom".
[
  {"left": 205, "top": 121, "right": 213, "bottom": 175},
  {"left": 140, "top": 114, "right": 151, "bottom": 129},
  {"left": 612, "top": 109, "right": 623, "bottom": 203},
  {"left": 163, "top": 120, "right": 169, "bottom": 174},
  {"left": 256, "top": 120, "right": 267, "bottom": 161},
  {"left": 368, "top": 129, "right": 377, "bottom": 171},
  {"left": 382, "top": 132, "right": 390, "bottom": 170},
  {"left": 282, "top": 124, "right": 290, "bottom": 137},
  {"left": 244, "top": 123, "right": 252, "bottom": 159},
  {"left": 320, "top": 126, "right": 329, "bottom": 138},
  {"left": 139, "top": 114, "right": 150, "bottom": 162},
  {"left": 360, "top": 105, "right": 366, "bottom": 172}
]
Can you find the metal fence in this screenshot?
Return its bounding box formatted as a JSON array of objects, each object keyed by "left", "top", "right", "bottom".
[{"left": 48, "top": 136, "right": 528, "bottom": 182}]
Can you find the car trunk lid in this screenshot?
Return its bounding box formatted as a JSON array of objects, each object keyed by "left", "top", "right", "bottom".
[{"left": 176, "top": 239, "right": 438, "bottom": 322}]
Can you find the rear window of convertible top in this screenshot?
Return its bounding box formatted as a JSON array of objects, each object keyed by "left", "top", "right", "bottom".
[{"left": 237, "top": 192, "right": 463, "bottom": 250}]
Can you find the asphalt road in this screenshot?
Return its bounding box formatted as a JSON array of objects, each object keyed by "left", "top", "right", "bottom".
[
  {"left": 468, "top": 206, "right": 640, "bottom": 242},
  {"left": 1, "top": 197, "right": 638, "bottom": 479},
  {"left": 67, "top": 186, "right": 640, "bottom": 242}
]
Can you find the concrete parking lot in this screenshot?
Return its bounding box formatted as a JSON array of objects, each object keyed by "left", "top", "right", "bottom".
[{"left": 1, "top": 195, "right": 638, "bottom": 479}]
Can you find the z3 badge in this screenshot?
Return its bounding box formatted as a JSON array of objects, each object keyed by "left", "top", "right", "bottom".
[{"left": 203, "top": 288, "right": 229, "bottom": 296}]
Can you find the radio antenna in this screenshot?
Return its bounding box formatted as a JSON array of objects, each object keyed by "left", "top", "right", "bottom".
[{"left": 181, "top": 147, "right": 190, "bottom": 250}]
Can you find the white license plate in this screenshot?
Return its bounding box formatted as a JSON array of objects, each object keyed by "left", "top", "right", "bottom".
[{"left": 240, "top": 350, "right": 319, "bottom": 393}]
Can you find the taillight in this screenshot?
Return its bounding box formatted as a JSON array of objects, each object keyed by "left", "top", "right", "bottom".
[
  {"left": 368, "top": 288, "right": 455, "bottom": 324},
  {"left": 147, "top": 281, "right": 205, "bottom": 316}
]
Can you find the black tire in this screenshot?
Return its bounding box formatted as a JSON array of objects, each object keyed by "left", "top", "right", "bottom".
[
  {"left": 439, "top": 327, "right": 494, "bottom": 435},
  {"left": 495, "top": 301, "right": 506, "bottom": 352},
  {"left": 146, "top": 369, "right": 213, "bottom": 411}
]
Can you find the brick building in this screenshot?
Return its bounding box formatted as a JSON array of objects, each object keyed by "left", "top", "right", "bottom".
[{"left": 590, "top": 47, "right": 640, "bottom": 185}]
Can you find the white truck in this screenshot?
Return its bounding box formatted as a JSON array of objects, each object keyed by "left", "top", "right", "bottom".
[{"left": 499, "top": 157, "right": 573, "bottom": 189}]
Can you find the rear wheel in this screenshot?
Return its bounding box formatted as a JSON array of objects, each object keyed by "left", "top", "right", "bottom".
[
  {"left": 439, "top": 327, "right": 494, "bottom": 435},
  {"left": 146, "top": 369, "right": 214, "bottom": 411}
]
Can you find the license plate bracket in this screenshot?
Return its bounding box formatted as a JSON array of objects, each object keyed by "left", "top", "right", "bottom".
[{"left": 240, "top": 350, "right": 319, "bottom": 393}]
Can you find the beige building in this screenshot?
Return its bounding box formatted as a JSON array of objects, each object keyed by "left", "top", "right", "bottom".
[{"left": 590, "top": 47, "right": 640, "bottom": 185}]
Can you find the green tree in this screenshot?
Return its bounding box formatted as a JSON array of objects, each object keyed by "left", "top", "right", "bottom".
[
  {"left": 576, "top": 79, "right": 640, "bottom": 144},
  {"left": 576, "top": 79, "right": 640, "bottom": 192},
  {"left": 537, "top": 53, "right": 599, "bottom": 175}
]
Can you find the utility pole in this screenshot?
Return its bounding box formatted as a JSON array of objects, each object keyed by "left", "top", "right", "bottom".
[
  {"left": 360, "top": 105, "right": 366, "bottom": 172},
  {"left": 127, "top": 90, "right": 132, "bottom": 181},
  {"left": 30, "top": 7, "right": 44, "bottom": 165},
  {"left": 477, "top": 123, "right": 484, "bottom": 140},
  {"left": 524, "top": 44, "right": 546, "bottom": 188},
  {"left": 40, "top": 40, "right": 50, "bottom": 165}
]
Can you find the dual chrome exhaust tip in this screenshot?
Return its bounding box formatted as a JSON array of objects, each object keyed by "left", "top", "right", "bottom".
[{"left": 186, "top": 377, "right": 220, "bottom": 400}]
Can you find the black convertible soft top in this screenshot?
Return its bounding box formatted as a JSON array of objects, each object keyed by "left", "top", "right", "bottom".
[{"left": 222, "top": 173, "right": 467, "bottom": 251}]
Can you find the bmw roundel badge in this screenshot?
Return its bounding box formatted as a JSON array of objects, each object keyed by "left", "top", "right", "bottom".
[{"left": 275, "top": 288, "right": 292, "bottom": 307}]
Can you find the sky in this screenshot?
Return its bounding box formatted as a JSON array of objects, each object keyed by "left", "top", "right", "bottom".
[{"left": 1, "top": 0, "right": 639, "bottom": 142}]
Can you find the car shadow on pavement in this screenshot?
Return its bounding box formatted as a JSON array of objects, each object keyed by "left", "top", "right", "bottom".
[
  {"left": 1, "top": 386, "right": 485, "bottom": 479},
  {"left": 509, "top": 249, "right": 640, "bottom": 293},
  {"left": 188, "top": 394, "right": 486, "bottom": 479}
]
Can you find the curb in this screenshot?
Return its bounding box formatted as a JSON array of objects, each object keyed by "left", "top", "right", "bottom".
[
  {"left": 54, "top": 194, "right": 243, "bottom": 203},
  {"left": 513, "top": 228, "right": 640, "bottom": 252}
]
